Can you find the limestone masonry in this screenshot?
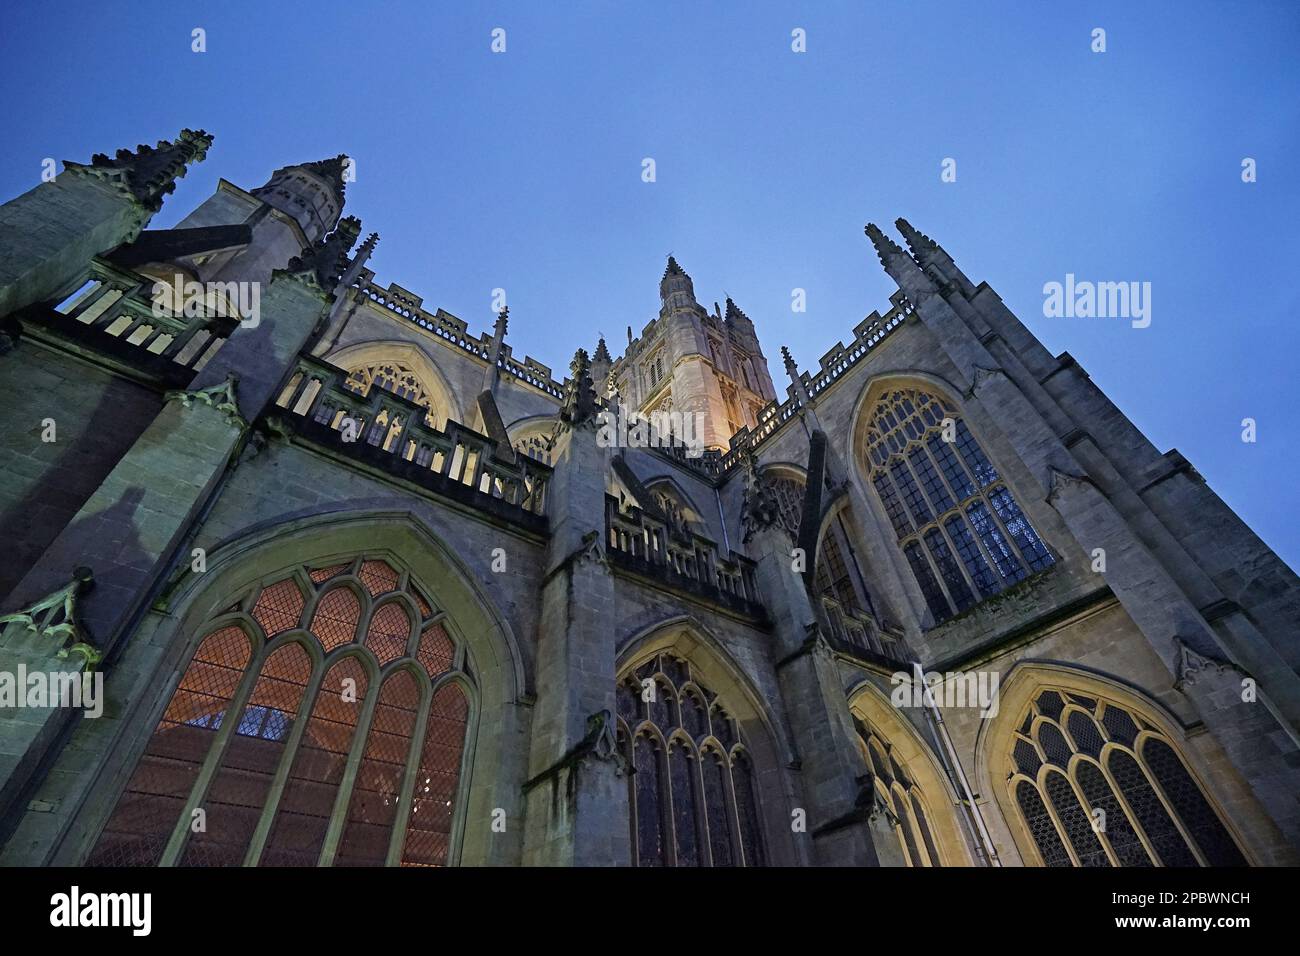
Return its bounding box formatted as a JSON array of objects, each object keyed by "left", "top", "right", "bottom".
[{"left": 0, "top": 131, "right": 1296, "bottom": 867}]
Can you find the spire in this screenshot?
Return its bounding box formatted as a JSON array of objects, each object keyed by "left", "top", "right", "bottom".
[
  {"left": 338, "top": 231, "right": 379, "bottom": 290},
  {"left": 64, "top": 128, "right": 213, "bottom": 212},
  {"left": 663, "top": 256, "right": 685, "bottom": 278},
  {"left": 866, "top": 221, "right": 937, "bottom": 298},
  {"left": 895, "top": 216, "right": 976, "bottom": 296},
  {"left": 285, "top": 215, "right": 361, "bottom": 288},
  {"left": 483, "top": 305, "right": 510, "bottom": 393},
  {"left": 591, "top": 337, "right": 613, "bottom": 399},
  {"left": 781, "top": 345, "right": 811, "bottom": 406},
  {"left": 895, "top": 217, "right": 939, "bottom": 263},
  {"left": 780, "top": 345, "right": 799, "bottom": 380}
]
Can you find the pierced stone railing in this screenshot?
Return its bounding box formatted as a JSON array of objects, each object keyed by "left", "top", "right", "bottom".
[
  {"left": 42, "top": 257, "right": 238, "bottom": 374},
  {"left": 352, "top": 273, "right": 565, "bottom": 400},
  {"left": 715, "top": 291, "right": 914, "bottom": 476},
  {"left": 274, "top": 355, "right": 550, "bottom": 523},
  {"left": 818, "top": 595, "right": 910, "bottom": 667},
  {"left": 605, "top": 494, "right": 764, "bottom": 618}
]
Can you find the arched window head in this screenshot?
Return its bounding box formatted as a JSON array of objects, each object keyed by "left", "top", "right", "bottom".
[
  {"left": 864, "top": 387, "right": 1053, "bottom": 626},
  {"left": 764, "top": 472, "right": 881, "bottom": 651},
  {"left": 768, "top": 476, "right": 804, "bottom": 533},
  {"left": 87, "top": 556, "right": 472, "bottom": 868},
  {"left": 617, "top": 652, "right": 766, "bottom": 866},
  {"left": 1007, "top": 688, "right": 1246, "bottom": 867},
  {"left": 344, "top": 361, "right": 440, "bottom": 427},
  {"left": 854, "top": 717, "right": 942, "bottom": 866},
  {"left": 510, "top": 418, "right": 559, "bottom": 466}
]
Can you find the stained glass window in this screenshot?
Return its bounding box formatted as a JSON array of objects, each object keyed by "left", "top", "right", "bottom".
[
  {"left": 87, "top": 628, "right": 250, "bottom": 866},
  {"left": 88, "top": 556, "right": 472, "bottom": 867},
  {"left": 618, "top": 653, "right": 767, "bottom": 866},
  {"left": 854, "top": 718, "right": 942, "bottom": 866},
  {"left": 768, "top": 473, "right": 879, "bottom": 639},
  {"left": 1008, "top": 689, "right": 1244, "bottom": 867},
  {"left": 863, "top": 388, "right": 1054, "bottom": 625}
]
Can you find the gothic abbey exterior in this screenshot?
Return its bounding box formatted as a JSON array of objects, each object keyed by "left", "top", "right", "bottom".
[{"left": 0, "top": 130, "right": 1296, "bottom": 868}]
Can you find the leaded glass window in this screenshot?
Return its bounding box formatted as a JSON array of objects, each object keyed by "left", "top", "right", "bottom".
[
  {"left": 1007, "top": 688, "right": 1245, "bottom": 867},
  {"left": 88, "top": 556, "right": 472, "bottom": 868},
  {"left": 854, "top": 719, "right": 942, "bottom": 866},
  {"left": 864, "top": 388, "right": 1054, "bottom": 625},
  {"left": 767, "top": 473, "right": 878, "bottom": 630},
  {"left": 619, "top": 653, "right": 766, "bottom": 866}
]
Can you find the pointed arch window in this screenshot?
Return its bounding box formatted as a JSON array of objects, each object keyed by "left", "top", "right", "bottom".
[
  {"left": 768, "top": 473, "right": 883, "bottom": 652},
  {"left": 854, "top": 718, "right": 943, "bottom": 866},
  {"left": 618, "top": 653, "right": 766, "bottom": 866},
  {"left": 343, "top": 361, "right": 439, "bottom": 427},
  {"left": 1007, "top": 689, "right": 1246, "bottom": 867},
  {"left": 87, "top": 556, "right": 473, "bottom": 867},
  {"left": 864, "top": 388, "right": 1054, "bottom": 625}
]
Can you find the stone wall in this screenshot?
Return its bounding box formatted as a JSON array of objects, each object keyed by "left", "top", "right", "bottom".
[{"left": 0, "top": 343, "right": 160, "bottom": 602}]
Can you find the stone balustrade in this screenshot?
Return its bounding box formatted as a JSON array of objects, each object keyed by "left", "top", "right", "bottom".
[
  {"left": 34, "top": 256, "right": 239, "bottom": 378},
  {"left": 274, "top": 355, "right": 550, "bottom": 527},
  {"left": 604, "top": 493, "right": 765, "bottom": 619}
]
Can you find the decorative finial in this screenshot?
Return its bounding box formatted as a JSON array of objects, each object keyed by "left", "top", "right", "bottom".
[
  {"left": 495, "top": 305, "right": 509, "bottom": 338},
  {"left": 562, "top": 348, "right": 597, "bottom": 426},
  {"left": 865, "top": 222, "right": 904, "bottom": 268},
  {"left": 895, "top": 217, "right": 939, "bottom": 261},
  {"left": 781, "top": 345, "right": 798, "bottom": 378},
  {"left": 285, "top": 215, "right": 362, "bottom": 288},
  {"left": 66, "top": 128, "right": 214, "bottom": 213},
  {"left": 663, "top": 255, "right": 684, "bottom": 278},
  {"left": 724, "top": 297, "right": 751, "bottom": 324}
]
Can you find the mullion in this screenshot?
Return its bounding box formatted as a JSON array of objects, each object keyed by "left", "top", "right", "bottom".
[
  {"left": 989, "top": 487, "right": 1054, "bottom": 572},
  {"left": 942, "top": 513, "right": 1000, "bottom": 599},
  {"left": 922, "top": 527, "right": 976, "bottom": 613},
  {"left": 965, "top": 499, "right": 1027, "bottom": 586}
]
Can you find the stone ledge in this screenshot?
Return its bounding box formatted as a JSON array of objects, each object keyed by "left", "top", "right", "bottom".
[{"left": 606, "top": 548, "right": 770, "bottom": 625}]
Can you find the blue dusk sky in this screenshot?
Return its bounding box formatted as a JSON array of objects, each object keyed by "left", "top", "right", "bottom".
[{"left": 1, "top": 1, "right": 1296, "bottom": 568}]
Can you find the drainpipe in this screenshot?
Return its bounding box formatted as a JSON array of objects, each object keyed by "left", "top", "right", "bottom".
[
  {"left": 714, "top": 486, "right": 731, "bottom": 554},
  {"left": 913, "top": 662, "right": 1002, "bottom": 866}
]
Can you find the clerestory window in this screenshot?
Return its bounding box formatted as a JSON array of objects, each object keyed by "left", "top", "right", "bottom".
[{"left": 865, "top": 388, "right": 1053, "bottom": 625}]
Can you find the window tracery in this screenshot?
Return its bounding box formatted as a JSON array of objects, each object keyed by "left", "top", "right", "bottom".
[
  {"left": 344, "top": 361, "right": 438, "bottom": 426},
  {"left": 616, "top": 653, "right": 765, "bottom": 866},
  {"left": 1008, "top": 688, "right": 1246, "bottom": 867},
  {"left": 87, "top": 557, "right": 471, "bottom": 868},
  {"left": 864, "top": 388, "right": 1053, "bottom": 625},
  {"left": 854, "top": 718, "right": 942, "bottom": 866}
]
